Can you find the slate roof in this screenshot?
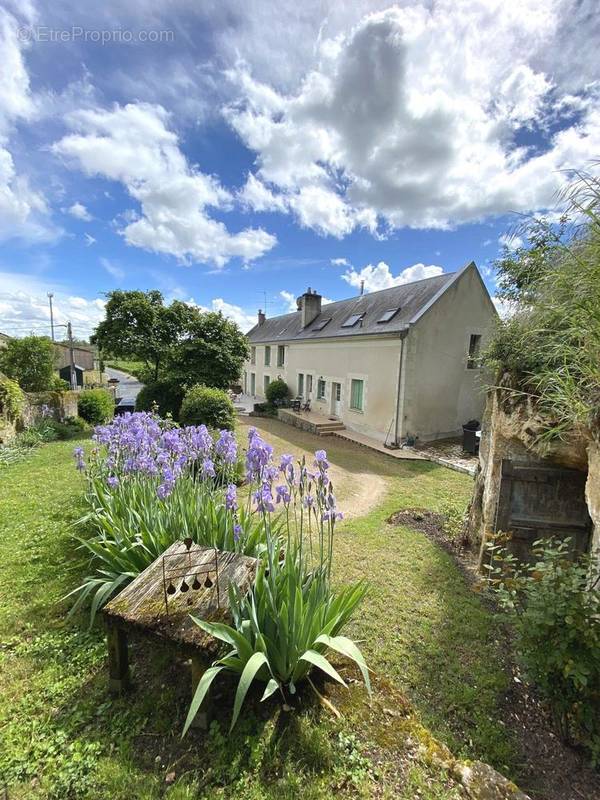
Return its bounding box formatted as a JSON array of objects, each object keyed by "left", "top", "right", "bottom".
[{"left": 247, "top": 270, "right": 459, "bottom": 343}]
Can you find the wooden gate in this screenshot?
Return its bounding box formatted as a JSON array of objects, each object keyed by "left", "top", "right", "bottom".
[{"left": 494, "top": 459, "right": 592, "bottom": 562}]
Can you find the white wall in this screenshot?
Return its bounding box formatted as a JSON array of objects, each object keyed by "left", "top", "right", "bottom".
[
  {"left": 402, "top": 265, "right": 497, "bottom": 441},
  {"left": 244, "top": 335, "right": 402, "bottom": 442}
]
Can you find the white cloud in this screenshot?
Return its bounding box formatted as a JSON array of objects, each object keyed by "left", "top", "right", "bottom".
[
  {"left": 342, "top": 261, "right": 444, "bottom": 293},
  {"left": 280, "top": 290, "right": 298, "bottom": 312},
  {"left": 0, "top": 270, "right": 105, "bottom": 339},
  {"left": 330, "top": 257, "right": 349, "bottom": 267},
  {"left": 498, "top": 233, "right": 524, "bottom": 250},
  {"left": 100, "top": 257, "right": 125, "bottom": 281},
  {"left": 187, "top": 296, "right": 257, "bottom": 332},
  {"left": 210, "top": 298, "right": 257, "bottom": 332},
  {"left": 84, "top": 232, "right": 96, "bottom": 246},
  {"left": 67, "top": 201, "right": 92, "bottom": 221},
  {"left": 225, "top": 3, "right": 600, "bottom": 236},
  {"left": 0, "top": 9, "right": 58, "bottom": 243},
  {"left": 492, "top": 296, "right": 517, "bottom": 319},
  {"left": 52, "top": 102, "right": 277, "bottom": 267}
]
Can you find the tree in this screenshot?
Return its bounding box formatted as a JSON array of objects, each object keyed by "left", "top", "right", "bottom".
[
  {"left": 0, "top": 336, "right": 56, "bottom": 391},
  {"left": 168, "top": 311, "right": 249, "bottom": 390},
  {"left": 91, "top": 290, "right": 198, "bottom": 381}
]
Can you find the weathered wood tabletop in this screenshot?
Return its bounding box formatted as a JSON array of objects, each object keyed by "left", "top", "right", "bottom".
[{"left": 103, "top": 541, "right": 258, "bottom": 653}]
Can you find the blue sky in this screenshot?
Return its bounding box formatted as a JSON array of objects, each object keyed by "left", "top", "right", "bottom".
[{"left": 0, "top": 0, "right": 599, "bottom": 338}]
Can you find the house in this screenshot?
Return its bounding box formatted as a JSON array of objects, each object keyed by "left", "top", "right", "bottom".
[
  {"left": 0, "top": 332, "right": 10, "bottom": 350},
  {"left": 54, "top": 343, "right": 98, "bottom": 372},
  {"left": 243, "top": 261, "right": 498, "bottom": 444}
]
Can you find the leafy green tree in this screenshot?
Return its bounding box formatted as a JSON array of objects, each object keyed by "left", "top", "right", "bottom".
[
  {"left": 0, "top": 336, "right": 57, "bottom": 391},
  {"left": 168, "top": 312, "right": 249, "bottom": 390},
  {"left": 91, "top": 290, "right": 198, "bottom": 381}
]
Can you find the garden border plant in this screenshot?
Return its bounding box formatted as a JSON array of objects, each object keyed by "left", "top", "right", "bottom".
[
  {"left": 69, "top": 412, "right": 371, "bottom": 733},
  {"left": 183, "top": 429, "right": 371, "bottom": 733}
]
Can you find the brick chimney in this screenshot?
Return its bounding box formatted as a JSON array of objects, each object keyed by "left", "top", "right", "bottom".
[
  {"left": 257, "top": 309, "right": 266, "bottom": 326},
  {"left": 296, "top": 287, "right": 322, "bottom": 328}
]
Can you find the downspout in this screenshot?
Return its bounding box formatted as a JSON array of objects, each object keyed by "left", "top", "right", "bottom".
[{"left": 393, "top": 330, "right": 407, "bottom": 447}]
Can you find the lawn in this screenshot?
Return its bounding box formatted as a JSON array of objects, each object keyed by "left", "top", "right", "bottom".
[{"left": 0, "top": 422, "right": 516, "bottom": 799}]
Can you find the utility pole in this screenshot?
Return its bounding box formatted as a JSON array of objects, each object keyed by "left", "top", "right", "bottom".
[
  {"left": 67, "top": 321, "right": 77, "bottom": 390},
  {"left": 47, "top": 292, "right": 55, "bottom": 340}
]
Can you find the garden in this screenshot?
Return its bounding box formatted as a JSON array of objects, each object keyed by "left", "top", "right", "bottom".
[{"left": 1, "top": 404, "right": 522, "bottom": 800}]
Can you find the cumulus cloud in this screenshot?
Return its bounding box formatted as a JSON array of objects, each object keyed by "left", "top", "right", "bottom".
[
  {"left": 0, "top": 270, "right": 105, "bottom": 339},
  {"left": 225, "top": 3, "right": 600, "bottom": 236},
  {"left": 67, "top": 201, "right": 92, "bottom": 221},
  {"left": 52, "top": 102, "right": 277, "bottom": 267},
  {"left": 280, "top": 290, "right": 298, "bottom": 312},
  {"left": 498, "top": 233, "right": 524, "bottom": 250},
  {"left": 342, "top": 261, "right": 444, "bottom": 293}
]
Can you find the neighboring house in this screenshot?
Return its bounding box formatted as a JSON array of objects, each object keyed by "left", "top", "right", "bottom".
[
  {"left": 54, "top": 343, "right": 98, "bottom": 372},
  {"left": 0, "top": 332, "right": 10, "bottom": 350},
  {"left": 243, "top": 261, "right": 498, "bottom": 444}
]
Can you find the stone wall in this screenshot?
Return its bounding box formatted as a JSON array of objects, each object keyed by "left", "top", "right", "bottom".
[
  {"left": 469, "top": 389, "right": 595, "bottom": 568},
  {"left": 0, "top": 390, "right": 79, "bottom": 444}
]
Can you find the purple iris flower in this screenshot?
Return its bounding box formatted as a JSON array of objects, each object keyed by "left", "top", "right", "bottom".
[
  {"left": 215, "top": 430, "right": 238, "bottom": 464},
  {"left": 225, "top": 483, "right": 238, "bottom": 511},
  {"left": 201, "top": 458, "right": 216, "bottom": 478},
  {"left": 253, "top": 484, "right": 275, "bottom": 513},
  {"left": 73, "top": 447, "right": 85, "bottom": 471},
  {"left": 275, "top": 484, "right": 291, "bottom": 505},
  {"left": 233, "top": 524, "right": 242, "bottom": 543},
  {"left": 107, "top": 475, "right": 119, "bottom": 489},
  {"left": 314, "top": 449, "right": 329, "bottom": 469}
]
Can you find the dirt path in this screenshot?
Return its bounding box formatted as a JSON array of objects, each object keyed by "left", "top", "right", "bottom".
[{"left": 238, "top": 416, "right": 388, "bottom": 518}]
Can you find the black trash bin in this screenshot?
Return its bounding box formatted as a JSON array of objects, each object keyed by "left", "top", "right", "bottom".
[{"left": 462, "top": 419, "right": 480, "bottom": 455}]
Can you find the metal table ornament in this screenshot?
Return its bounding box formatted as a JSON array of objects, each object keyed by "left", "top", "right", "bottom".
[{"left": 161, "top": 537, "right": 220, "bottom": 614}]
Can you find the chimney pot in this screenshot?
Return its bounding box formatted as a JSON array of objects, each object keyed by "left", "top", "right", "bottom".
[{"left": 257, "top": 309, "right": 266, "bottom": 326}]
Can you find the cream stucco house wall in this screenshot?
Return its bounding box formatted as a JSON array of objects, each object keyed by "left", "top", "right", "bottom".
[{"left": 243, "top": 262, "right": 498, "bottom": 444}]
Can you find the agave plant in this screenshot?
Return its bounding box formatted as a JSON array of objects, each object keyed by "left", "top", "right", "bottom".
[{"left": 183, "top": 430, "right": 370, "bottom": 733}]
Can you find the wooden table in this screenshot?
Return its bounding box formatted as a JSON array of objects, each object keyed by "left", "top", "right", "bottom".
[{"left": 103, "top": 541, "right": 258, "bottom": 727}]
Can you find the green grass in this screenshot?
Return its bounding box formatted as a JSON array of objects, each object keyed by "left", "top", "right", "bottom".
[{"left": 0, "top": 424, "right": 518, "bottom": 798}]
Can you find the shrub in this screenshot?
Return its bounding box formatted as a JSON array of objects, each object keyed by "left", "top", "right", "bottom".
[
  {"left": 50, "top": 416, "right": 91, "bottom": 439},
  {"left": 265, "top": 378, "right": 290, "bottom": 405},
  {"left": 78, "top": 389, "right": 114, "bottom": 424},
  {"left": 0, "top": 336, "right": 56, "bottom": 391},
  {"left": 180, "top": 385, "right": 235, "bottom": 430},
  {"left": 136, "top": 379, "right": 185, "bottom": 420},
  {"left": 486, "top": 538, "right": 600, "bottom": 763},
  {"left": 0, "top": 373, "right": 24, "bottom": 421}
]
